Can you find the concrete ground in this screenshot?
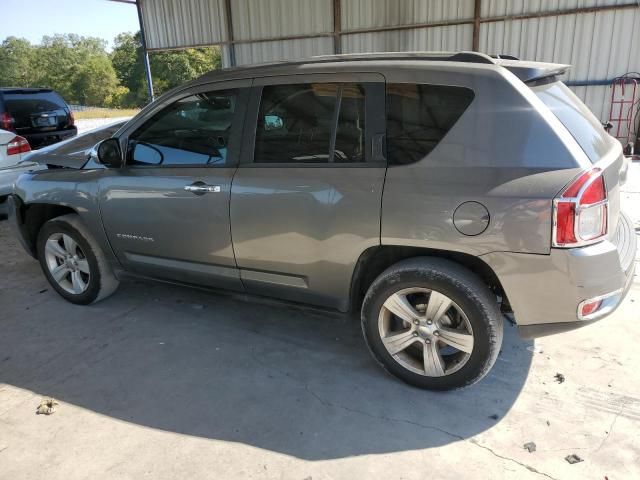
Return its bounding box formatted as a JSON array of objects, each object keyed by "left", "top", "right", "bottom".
[{"left": 0, "top": 165, "right": 638, "bottom": 480}]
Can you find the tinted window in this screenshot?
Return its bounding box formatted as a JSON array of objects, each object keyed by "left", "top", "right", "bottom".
[
  {"left": 386, "top": 84, "right": 474, "bottom": 165},
  {"left": 128, "top": 90, "right": 237, "bottom": 167},
  {"left": 254, "top": 83, "right": 366, "bottom": 164},
  {"left": 4, "top": 91, "right": 68, "bottom": 116},
  {"left": 334, "top": 84, "right": 366, "bottom": 163},
  {"left": 532, "top": 81, "right": 611, "bottom": 163}
]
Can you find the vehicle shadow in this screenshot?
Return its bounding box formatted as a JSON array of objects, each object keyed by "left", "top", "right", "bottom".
[{"left": 0, "top": 244, "right": 533, "bottom": 460}]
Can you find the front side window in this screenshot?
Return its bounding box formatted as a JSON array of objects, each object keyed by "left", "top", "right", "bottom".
[
  {"left": 254, "top": 82, "right": 366, "bottom": 164},
  {"left": 128, "top": 89, "right": 238, "bottom": 167},
  {"left": 386, "top": 83, "right": 474, "bottom": 165}
]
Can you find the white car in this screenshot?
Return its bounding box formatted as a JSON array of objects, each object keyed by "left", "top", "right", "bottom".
[
  {"left": 0, "top": 122, "right": 125, "bottom": 217},
  {"left": 0, "top": 129, "right": 31, "bottom": 169}
]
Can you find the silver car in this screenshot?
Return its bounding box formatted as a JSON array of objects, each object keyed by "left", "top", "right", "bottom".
[{"left": 8, "top": 52, "right": 636, "bottom": 390}]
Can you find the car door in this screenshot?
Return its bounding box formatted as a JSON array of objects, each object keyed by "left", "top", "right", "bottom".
[
  {"left": 230, "top": 73, "right": 387, "bottom": 311},
  {"left": 99, "top": 80, "right": 250, "bottom": 290}
]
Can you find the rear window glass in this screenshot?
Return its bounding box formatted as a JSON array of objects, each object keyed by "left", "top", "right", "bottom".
[
  {"left": 532, "top": 81, "right": 610, "bottom": 163},
  {"left": 4, "top": 91, "right": 67, "bottom": 116},
  {"left": 386, "top": 83, "right": 474, "bottom": 165}
]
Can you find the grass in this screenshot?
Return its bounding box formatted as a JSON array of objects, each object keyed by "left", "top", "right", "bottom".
[{"left": 73, "top": 108, "right": 140, "bottom": 120}]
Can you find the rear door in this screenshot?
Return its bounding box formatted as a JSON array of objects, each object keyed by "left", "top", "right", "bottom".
[
  {"left": 230, "top": 73, "right": 386, "bottom": 311},
  {"left": 99, "top": 80, "right": 250, "bottom": 290}
]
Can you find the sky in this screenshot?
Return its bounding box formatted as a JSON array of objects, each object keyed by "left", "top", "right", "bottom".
[{"left": 1, "top": 0, "right": 140, "bottom": 49}]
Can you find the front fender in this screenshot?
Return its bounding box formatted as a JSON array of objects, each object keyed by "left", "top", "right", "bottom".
[
  {"left": 7, "top": 194, "right": 36, "bottom": 257},
  {"left": 11, "top": 169, "right": 119, "bottom": 267}
]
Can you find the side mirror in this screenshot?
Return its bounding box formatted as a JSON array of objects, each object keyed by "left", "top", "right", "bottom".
[
  {"left": 264, "top": 114, "right": 284, "bottom": 131},
  {"left": 97, "top": 138, "right": 123, "bottom": 168}
]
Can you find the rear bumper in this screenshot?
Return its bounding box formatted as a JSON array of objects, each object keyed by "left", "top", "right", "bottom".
[
  {"left": 23, "top": 127, "right": 77, "bottom": 148},
  {"left": 481, "top": 212, "right": 637, "bottom": 338}
]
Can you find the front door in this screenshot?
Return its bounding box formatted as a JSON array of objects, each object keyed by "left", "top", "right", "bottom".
[
  {"left": 99, "top": 81, "right": 250, "bottom": 290},
  {"left": 230, "top": 74, "right": 387, "bottom": 310}
]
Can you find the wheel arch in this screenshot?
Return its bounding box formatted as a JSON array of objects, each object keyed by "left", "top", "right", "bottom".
[
  {"left": 349, "top": 245, "right": 510, "bottom": 314},
  {"left": 13, "top": 198, "right": 79, "bottom": 258}
]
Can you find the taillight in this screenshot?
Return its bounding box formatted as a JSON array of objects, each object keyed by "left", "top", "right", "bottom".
[
  {"left": 7, "top": 135, "right": 31, "bottom": 155},
  {"left": 68, "top": 110, "right": 75, "bottom": 127},
  {"left": 0, "top": 111, "right": 15, "bottom": 131},
  {"left": 552, "top": 167, "right": 607, "bottom": 247}
]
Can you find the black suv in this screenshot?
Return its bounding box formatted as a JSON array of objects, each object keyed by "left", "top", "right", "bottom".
[{"left": 0, "top": 88, "right": 77, "bottom": 148}]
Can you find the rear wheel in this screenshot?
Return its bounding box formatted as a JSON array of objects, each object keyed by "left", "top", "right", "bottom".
[
  {"left": 361, "top": 257, "right": 503, "bottom": 390},
  {"left": 37, "top": 214, "right": 119, "bottom": 305}
]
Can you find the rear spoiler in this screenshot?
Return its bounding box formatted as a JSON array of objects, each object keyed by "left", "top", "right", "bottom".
[{"left": 494, "top": 59, "right": 570, "bottom": 84}]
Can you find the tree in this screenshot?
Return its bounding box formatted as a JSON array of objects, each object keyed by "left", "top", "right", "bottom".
[
  {"left": 111, "top": 32, "right": 147, "bottom": 106},
  {"left": 72, "top": 56, "right": 121, "bottom": 106},
  {"left": 34, "top": 34, "right": 118, "bottom": 105},
  {"left": 111, "top": 32, "right": 222, "bottom": 107},
  {"left": 0, "top": 32, "right": 222, "bottom": 108},
  {"left": 0, "top": 37, "right": 37, "bottom": 87}
]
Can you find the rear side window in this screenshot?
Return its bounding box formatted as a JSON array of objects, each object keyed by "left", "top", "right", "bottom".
[
  {"left": 4, "top": 91, "right": 68, "bottom": 117},
  {"left": 532, "top": 81, "right": 611, "bottom": 163},
  {"left": 386, "top": 84, "right": 474, "bottom": 165},
  {"left": 128, "top": 89, "right": 238, "bottom": 167},
  {"left": 254, "top": 82, "right": 366, "bottom": 164}
]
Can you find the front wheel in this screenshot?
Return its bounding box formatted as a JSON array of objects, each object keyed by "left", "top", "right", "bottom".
[
  {"left": 361, "top": 257, "right": 503, "bottom": 390},
  {"left": 37, "top": 214, "right": 119, "bottom": 305}
]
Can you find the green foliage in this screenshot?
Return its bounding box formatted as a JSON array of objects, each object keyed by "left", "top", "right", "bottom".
[
  {"left": 36, "top": 34, "right": 115, "bottom": 103},
  {"left": 0, "top": 32, "right": 222, "bottom": 108},
  {"left": 73, "top": 56, "right": 120, "bottom": 106},
  {"left": 0, "top": 37, "right": 37, "bottom": 87},
  {"left": 111, "top": 32, "right": 221, "bottom": 107}
]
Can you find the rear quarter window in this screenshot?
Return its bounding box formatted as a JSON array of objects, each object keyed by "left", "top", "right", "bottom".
[
  {"left": 532, "top": 81, "right": 612, "bottom": 163},
  {"left": 386, "top": 83, "right": 474, "bottom": 165}
]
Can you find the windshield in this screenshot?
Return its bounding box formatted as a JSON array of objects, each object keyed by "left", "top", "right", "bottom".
[{"left": 532, "top": 81, "right": 612, "bottom": 163}]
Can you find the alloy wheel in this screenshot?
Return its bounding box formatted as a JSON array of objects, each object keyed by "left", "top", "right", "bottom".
[
  {"left": 44, "top": 233, "right": 91, "bottom": 295},
  {"left": 378, "top": 287, "right": 474, "bottom": 377}
]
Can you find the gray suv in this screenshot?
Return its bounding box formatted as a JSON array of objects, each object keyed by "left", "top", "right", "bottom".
[{"left": 8, "top": 52, "right": 636, "bottom": 390}]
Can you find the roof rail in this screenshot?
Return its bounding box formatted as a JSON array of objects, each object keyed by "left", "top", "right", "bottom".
[
  {"left": 310, "top": 51, "right": 496, "bottom": 65},
  {"left": 490, "top": 54, "right": 520, "bottom": 60},
  {"left": 198, "top": 51, "right": 500, "bottom": 81},
  {"left": 448, "top": 52, "right": 496, "bottom": 64}
]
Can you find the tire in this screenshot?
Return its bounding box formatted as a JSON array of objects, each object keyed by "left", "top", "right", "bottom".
[
  {"left": 361, "top": 257, "right": 503, "bottom": 391},
  {"left": 36, "top": 214, "right": 119, "bottom": 305}
]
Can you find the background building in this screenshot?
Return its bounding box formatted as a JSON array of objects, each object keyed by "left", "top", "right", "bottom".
[{"left": 131, "top": 0, "right": 640, "bottom": 146}]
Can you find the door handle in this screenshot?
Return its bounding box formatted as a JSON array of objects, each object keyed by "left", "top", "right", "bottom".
[{"left": 184, "top": 183, "right": 221, "bottom": 194}]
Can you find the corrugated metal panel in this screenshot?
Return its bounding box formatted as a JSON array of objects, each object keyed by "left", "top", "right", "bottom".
[
  {"left": 342, "top": 25, "right": 473, "bottom": 53},
  {"left": 141, "top": 0, "right": 228, "bottom": 49},
  {"left": 480, "top": 6, "right": 640, "bottom": 123},
  {"left": 481, "top": 0, "right": 632, "bottom": 17},
  {"left": 235, "top": 37, "right": 334, "bottom": 66},
  {"left": 139, "top": 0, "right": 639, "bottom": 139},
  {"left": 342, "top": 0, "right": 474, "bottom": 29},
  {"left": 231, "top": 0, "right": 332, "bottom": 40}
]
